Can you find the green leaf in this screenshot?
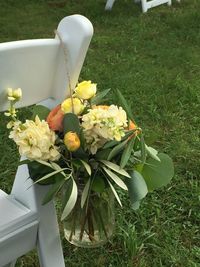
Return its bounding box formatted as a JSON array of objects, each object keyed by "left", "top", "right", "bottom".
[
  {"left": 126, "top": 170, "right": 148, "bottom": 210},
  {"left": 95, "top": 148, "right": 112, "bottom": 160},
  {"left": 139, "top": 135, "right": 147, "bottom": 164},
  {"left": 63, "top": 113, "right": 80, "bottom": 135},
  {"left": 31, "top": 105, "right": 50, "bottom": 120},
  {"left": 120, "top": 137, "right": 135, "bottom": 168},
  {"left": 28, "top": 161, "right": 56, "bottom": 185},
  {"left": 50, "top": 162, "right": 71, "bottom": 179},
  {"left": 142, "top": 153, "right": 174, "bottom": 191},
  {"left": 80, "top": 160, "right": 92, "bottom": 176},
  {"left": 102, "top": 130, "right": 135, "bottom": 150},
  {"left": 116, "top": 89, "right": 134, "bottom": 121},
  {"left": 18, "top": 159, "right": 30, "bottom": 166},
  {"left": 36, "top": 159, "right": 52, "bottom": 168},
  {"left": 91, "top": 88, "right": 111, "bottom": 105},
  {"left": 145, "top": 145, "right": 160, "bottom": 161},
  {"left": 61, "top": 179, "right": 78, "bottom": 220},
  {"left": 107, "top": 178, "right": 122, "bottom": 207},
  {"left": 81, "top": 178, "right": 91, "bottom": 208},
  {"left": 42, "top": 178, "right": 65, "bottom": 205},
  {"left": 103, "top": 140, "right": 119, "bottom": 149},
  {"left": 103, "top": 167, "right": 128, "bottom": 190},
  {"left": 91, "top": 176, "right": 105, "bottom": 193},
  {"left": 32, "top": 168, "right": 68, "bottom": 185},
  {"left": 100, "top": 160, "right": 131, "bottom": 178},
  {"left": 107, "top": 139, "right": 128, "bottom": 161}
]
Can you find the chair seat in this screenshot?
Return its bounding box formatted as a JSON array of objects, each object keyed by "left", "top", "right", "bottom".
[{"left": 0, "top": 190, "right": 38, "bottom": 239}]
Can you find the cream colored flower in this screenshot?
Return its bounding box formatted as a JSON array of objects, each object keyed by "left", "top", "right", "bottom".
[
  {"left": 9, "top": 116, "right": 60, "bottom": 161},
  {"left": 74, "top": 81, "right": 97, "bottom": 100},
  {"left": 7, "top": 88, "right": 22, "bottom": 101},
  {"left": 61, "top": 97, "right": 84, "bottom": 115},
  {"left": 81, "top": 105, "right": 127, "bottom": 154}
]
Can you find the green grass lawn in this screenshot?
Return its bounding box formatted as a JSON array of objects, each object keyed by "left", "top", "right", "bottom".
[{"left": 0, "top": 0, "right": 200, "bottom": 266}]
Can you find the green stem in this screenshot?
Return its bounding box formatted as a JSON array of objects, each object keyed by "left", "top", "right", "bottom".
[
  {"left": 87, "top": 206, "right": 94, "bottom": 241},
  {"left": 69, "top": 208, "right": 77, "bottom": 241},
  {"left": 79, "top": 208, "right": 88, "bottom": 241}
]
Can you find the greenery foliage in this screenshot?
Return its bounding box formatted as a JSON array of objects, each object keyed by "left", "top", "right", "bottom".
[{"left": 0, "top": 0, "right": 200, "bottom": 266}]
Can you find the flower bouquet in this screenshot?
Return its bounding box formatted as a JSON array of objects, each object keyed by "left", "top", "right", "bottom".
[{"left": 5, "top": 82, "right": 174, "bottom": 247}]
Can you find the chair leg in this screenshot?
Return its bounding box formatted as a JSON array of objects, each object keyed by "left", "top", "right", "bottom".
[
  {"left": 36, "top": 200, "right": 65, "bottom": 267},
  {"left": 141, "top": 0, "right": 148, "bottom": 12},
  {"left": 105, "top": 0, "right": 116, "bottom": 10},
  {"left": 168, "top": 0, "right": 172, "bottom": 6}
]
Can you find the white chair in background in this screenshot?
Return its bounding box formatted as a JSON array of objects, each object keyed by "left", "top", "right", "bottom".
[
  {"left": 105, "top": 0, "right": 172, "bottom": 13},
  {"left": 141, "top": 0, "right": 171, "bottom": 13},
  {"left": 0, "top": 14, "right": 93, "bottom": 267}
]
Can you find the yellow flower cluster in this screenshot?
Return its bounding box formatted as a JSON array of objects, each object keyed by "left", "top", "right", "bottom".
[
  {"left": 82, "top": 105, "right": 127, "bottom": 154},
  {"left": 7, "top": 88, "right": 22, "bottom": 101},
  {"left": 61, "top": 81, "right": 97, "bottom": 115},
  {"left": 5, "top": 88, "right": 22, "bottom": 118},
  {"left": 9, "top": 116, "right": 60, "bottom": 161}
]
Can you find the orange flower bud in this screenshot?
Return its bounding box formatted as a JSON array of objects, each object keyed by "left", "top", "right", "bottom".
[
  {"left": 46, "top": 105, "right": 64, "bottom": 132},
  {"left": 128, "top": 120, "right": 140, "bottom": 139},
  {"left": 64, "top": 132, "right": 80, "bottom": 152}
]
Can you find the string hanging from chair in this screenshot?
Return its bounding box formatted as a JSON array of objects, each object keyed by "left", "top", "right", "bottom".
[{"left": 55, "top": 29, "right": 75, "bottom": 113}]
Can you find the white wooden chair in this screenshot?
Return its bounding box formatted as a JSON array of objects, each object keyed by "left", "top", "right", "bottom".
[
  {"left": 105, "top": 0, "right": 172, "bottom": 13},
  {"left": 0, "top": 14, "right": 93, "bottom": 267}
]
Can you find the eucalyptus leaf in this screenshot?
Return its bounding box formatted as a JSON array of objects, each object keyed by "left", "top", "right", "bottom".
[
  {"left": 120, "top": 137, "right": 135, "bottom": 168},
  {"left": 31, "top": 105, "right": 50, "bottom": 120},
  {"left": 107, "top": 139, "right": 128, "bottom": 161},
  {"left": 91, "top": 88, "right": 111, "bottom": 105},
  {"left": 81, "top": 178, "right": 91, "bottom": 208},
  {"left": 61, "top": 179, "right": 78, "bottom": 220},
  {"left": 103, "top": 167, "right": 128, "bottom": 190},
  {"left": 126, "top": 170, "right": 148, "bottom": 210},
  {"left": 100, "top": 160, "right": 131, "bottom": 178},
  {"left": 107, "top": 178, "right": 122, "bottom": 207},
  {"left": 142, "top": 153, "right": 174, "bottom": 191},
  {"left": 63, "top": 113, "right": 80, "bottom": 135}
]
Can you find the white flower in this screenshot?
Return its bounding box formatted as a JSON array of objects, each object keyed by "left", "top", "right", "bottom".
[
  {"left": 9, "top": 116, "right": 60, "bottom": 161},
  {"left": 81, "top": 105, "right": 127, "bottom": 154},
  {"left": 7, "top": 88, "right": 22, "bottom": 101}
]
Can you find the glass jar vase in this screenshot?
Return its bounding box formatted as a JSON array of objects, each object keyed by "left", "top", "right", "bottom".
[{"left": 62, "top": 188, "right": 115, "bottom": 248}]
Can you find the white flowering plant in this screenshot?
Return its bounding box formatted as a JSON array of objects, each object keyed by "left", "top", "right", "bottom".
[{"left": 5, "top": 82, "right": 174, "bottom": 245}]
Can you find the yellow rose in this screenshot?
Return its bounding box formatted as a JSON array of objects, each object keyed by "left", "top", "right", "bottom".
[
  {"left": 61, "top": 98, "right": 84, "bottom": 115},
  {"left": 75, "top": 80, "right": 97, "bottom": 100},
  {"left": 64, "top": 131, "right": 80, "bottom": 152}
]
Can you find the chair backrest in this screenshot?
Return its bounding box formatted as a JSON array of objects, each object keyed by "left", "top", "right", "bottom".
[{"left": 0, "top": 15, "right": 93, "bottom": 112}]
